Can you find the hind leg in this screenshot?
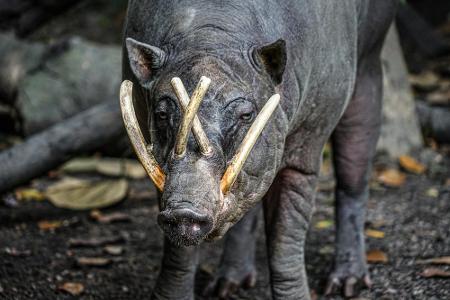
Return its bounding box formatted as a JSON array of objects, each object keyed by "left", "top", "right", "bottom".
[
  {"left": 325, "top": 53, "right": 382, "bottom": 297},
  {"left": 203, "top": 204, "right": 260, "bottom": 299}
]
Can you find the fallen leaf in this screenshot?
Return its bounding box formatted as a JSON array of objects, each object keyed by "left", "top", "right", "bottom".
[
  {"left": 365, "top": 229, "right": 385, "bottom": 239},
  {"left": 376, "top": 169, "right": 406, "bottom": 187},
  {"left": 199, "top": 263, "right": 214, "bottom": 275},
  {"left": 318, "top": 245, "right": 334, "bottom": 255},
  {"left": 15, "top": 188, "right": 46, "bottom": 201},
  {"left": 4, "top": 247, "right": 31, "bottom": 257},
  {"left": 123, "top": 161, "right": 147, "bottom": 179},
  {"left": 425, "top": 187, "right": 439, "bottom": 198},
  {"left": 45, "top": 177, "right": 128, "bottom": 210},
  {"left": 58, "top": 282, "right": 85, "bottom": 296},
  {"left": 38, "top": 220, "right": 63, "bottom": 231},
  {"left": 366, "top": 250, "right": 388, "bottom": 263},
  {"left": 76, "top": 257, "right": 111, "bottom": 267},
  {"left": 426, "top": 90, "right": 450, "bottom": 106},
  {"left": 398, "top": 155, "right": 426, "bottom": 174},
  {"left": 61, "top": 158, "right": 98, "bottom": 173},
  {"left": 315, "top": 220, "right": 333, "bottom": 229},
  {"left": 69, "top": 235, "right": 125, "bottom": 247},
  {"left": 417, "top": 256, "right": 450, "bottom": 265},
  {"left": 367, "top": 219, "right": 386, "bottom": 228},
  {"left": 90, "top": 210, "right": 131, "bottom": 224},
  {"left": 104, "top": 245, "right": 124, "bottom": 256},
  {"left": 127, "top": 188, "right": 157, "bottom": 201},
  {"left": 409, "top": 72, "right": 440, "bottom": 92},
  {"left": 61, "top": 158, "right": 146, "bottom": 179},
  {"left": 420, "top": 267, "right": 450, "bottom": 278}
]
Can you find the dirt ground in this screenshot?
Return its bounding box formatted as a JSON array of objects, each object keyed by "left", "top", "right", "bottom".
[{"left": 0, "top": 149, "right": 448, "bottom": 300}]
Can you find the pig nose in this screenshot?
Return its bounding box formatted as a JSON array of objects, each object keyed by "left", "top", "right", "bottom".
[{"left": 157, "top": 208, "right": 213, "bottom": 244}]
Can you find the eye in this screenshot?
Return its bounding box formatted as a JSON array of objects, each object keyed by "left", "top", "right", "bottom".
[
  {"left": 240, "top": 111, "right": 254, "bottom": 122},
  {"left": 156, "top": 111, "right": 168, "bottom": 120}
]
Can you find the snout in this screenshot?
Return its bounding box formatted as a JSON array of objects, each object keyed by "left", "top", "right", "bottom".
[{"left": 157, "top": 208, "right": 214, "bottom": 246}]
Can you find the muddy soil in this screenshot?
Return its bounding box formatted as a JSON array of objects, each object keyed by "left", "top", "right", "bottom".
[{"left": 0, "top": 151, "right": 448, "bottom": 300}]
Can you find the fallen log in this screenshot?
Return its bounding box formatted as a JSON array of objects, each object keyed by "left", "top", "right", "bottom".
[
  {"left": 416, "top": 101, "right": 450, "bottom": 144},
  {"left": 0, "top": 102, "right": 123, "bottom": 194}
]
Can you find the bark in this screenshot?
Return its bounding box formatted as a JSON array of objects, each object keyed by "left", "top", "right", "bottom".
[
  {"left": 378, "top": 24, "right": 423, "bottom": 157},
  {"left": 0, "top": 102, "right": 123, "bottom": 194}
]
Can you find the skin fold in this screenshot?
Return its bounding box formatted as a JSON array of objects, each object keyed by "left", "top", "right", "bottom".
[{"left": 121, "top": 0, "right": 398, "bottom": 298}]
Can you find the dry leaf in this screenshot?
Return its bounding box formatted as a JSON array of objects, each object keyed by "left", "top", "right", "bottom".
[
  {"left": 425, "top": 188, "right": 439, "bottom": 198},
  {"left": 365, "top": 229, "right": 385, "bottom": 239},
  {"left": 366, "top": 250, "right": 388, "bottom": 263},
  {"left": 76, "top": 257, "right": 111, "bottom": 267},
  {"left": 199, "top": 263, "right": 214, "bottom": 275},
  {"left": 104, "top": 245, "right": 124, "bottom": 256},
  {"left": 45, "top": 177, "right": 128, "bottom": 210},
  {"left": 377, "top": 169, "right": 406, "bottom": 187},
  {"left": 4, "top": 247, "right": 31, "bottom": 257},
  {"left": 417, "top": 256, "right": 450, "bottom": 265},
  {"left": 315, "top": 220, "right": 333, "bottom": 229},
  {"left": 61, "top": 159, "right": 97, "bottom": 173},
  {"left": 90, "top": 210, "right": 131, "bottom": 224},
  {"left": 62, "top": 158, "right": 146, "bottom": 179},
  {"left": 420, "top": 267, "right": 450, "bottom": 278},
  {"left": 69, "top": 235, "right": 125, "bottom": 247},
  {"left": 38, "top": 220, "right": 62, "bottom": 231},
  {"left": 367, "top": 219, "right": 386, "bottom": 228},
  {"left": 318, "top": 245, "right": 334, "bottom": 255},
  {"left": 398, "top": 155, "right": 426, "bottom": 174},
  {"left": 409, "top": 72, "right": 440, "bottom": 91},
  {"left": 58, "top": 282, "right": 85, "bottom": 296},
  {"left": 426, "top": 90, "right": 450, "bottom": 106},
  {"left": 15, "top": 188, "right": 45, "bottom": 201}
]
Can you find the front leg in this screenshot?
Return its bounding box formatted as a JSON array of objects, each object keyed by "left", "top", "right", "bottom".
[
  {"left": 204, "top": 204, "right": 260, "bottom": 298},
  {"left": 264, "top": 168, "right": 317, "bottom": 300},
  {"left": 152, "top": 238, "right": 198, "bottom": 300}
]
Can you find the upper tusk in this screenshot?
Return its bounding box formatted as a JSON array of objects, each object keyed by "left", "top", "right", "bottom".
[
  {"left": 120, "top": 80, "right": 165, "bottom": 191},
  {"left": 174, "top": 76, "right": 211, "bottom": 157},
  {"left": 171, "top": 77, "right": 212, "bottom": 155},
  {"left": 220, "top": 94, "right": 280, "bottom": 194}
]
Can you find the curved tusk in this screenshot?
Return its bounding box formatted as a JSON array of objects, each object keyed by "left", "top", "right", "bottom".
[
  {"left": 120, "top": 80, "right": 165, "bottom": 191},
  {"left": 174, "top": 76, "right": 211, "bottom": 157},
  {"left": 220, "top": 94, "right": 280, "bottom": 194},
  {"left": 171, "top": 77, "right": 212, "bottom": 155}
]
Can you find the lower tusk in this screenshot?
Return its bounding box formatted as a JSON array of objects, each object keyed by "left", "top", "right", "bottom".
[
  {"left": 220, "top": 94, "right": 280, "bottom": 194},
  {"left": 120, "top": 80, "right": 165, "bottom": 191},
  {"left": 171, "top": 77, "right": 212, "bottom": 155}
]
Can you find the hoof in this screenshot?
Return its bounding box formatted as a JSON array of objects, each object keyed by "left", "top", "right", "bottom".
[
  {"left": 203, "top": 269, "right": 257, "bottom": 299},
  {"left": 325, "top": 272, "right": 372, "bottom": 298}
]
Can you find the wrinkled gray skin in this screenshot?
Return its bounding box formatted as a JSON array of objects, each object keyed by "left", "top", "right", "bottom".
[{"left": 122, "top": 0, "right": 397, "bottom": 299}]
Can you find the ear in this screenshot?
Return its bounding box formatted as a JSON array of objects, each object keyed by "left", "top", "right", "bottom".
[
  {"left": 126, "top": 37, "right": 167, "bottom": 85},
  {"left": 254, "top": 39, "right": 287, "bottom": 85}
]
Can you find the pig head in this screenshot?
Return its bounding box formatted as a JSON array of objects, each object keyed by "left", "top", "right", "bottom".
[{"left": 121, "top": 35, "right": 290, "bottom": 246}]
